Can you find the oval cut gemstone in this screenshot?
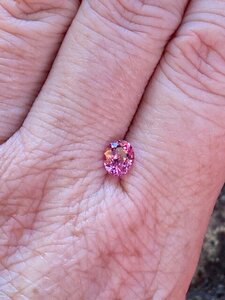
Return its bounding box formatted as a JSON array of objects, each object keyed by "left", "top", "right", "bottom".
[{"left": 104, "top": 140, "right": 134, "bottom": 176}]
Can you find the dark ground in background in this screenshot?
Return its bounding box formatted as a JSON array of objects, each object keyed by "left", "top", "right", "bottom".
[{"left": 187, "top": 186, "right": 225, "bottom": 300}]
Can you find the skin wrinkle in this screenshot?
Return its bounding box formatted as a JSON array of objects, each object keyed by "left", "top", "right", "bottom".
[
  {"left": 126, "top": 139, "right": 179, "bottom": 194},
  {"left": 139, "top": 123, "right": 221, "bottom": 205},
  {"left": 161, "top": 20, "right": 225, "bottom": 101},
  {"left": 0, "top": 138, "right": 89, "bottom": 267},
  {"left": 124, "top": 120, "right": 189, "bottom": 192},
  {"left": 159, "top": 61, "right": 225, "bottom": 108},
  {"left": 31, "top": 176, "right": 101, "bottom": 236},
  {"left": 2, "top": 0, "right": 77, "bottom": 21},
  {"left": 72, "top": 19, "right": 154, "bottom": 91},
  {"left": 184, "top": 17, "right": 225, "bottom": 30},
  {"left": 125, "top": 9, "right": 225, "bottom": 297},
  {"left": 45, "top": 78, "right": 135, "bottom": 128},
  {"left": 0, "top": 0, "right": 80, "bottom": 143},
  {"left": 84, "top": 0, "right": 179, "bottom": 51},
  {"left": 46, "top": 64, "right": 135, "bottom": 125},
  {"left": 1, "top": 1, "right": 225, "bottom": 300},
  {"left": 111, "top": 202, "right": 148, "bottom": 256},
  {"left": 151, "top": 205, "right": 184, "bottom": 299},
  {"left": 87, "top": 193, "right": 161, "bottom": 299},
  {"left": 87, "top": 0, "right": 181, "bottom": 33},
  {"left": 185, "top": 7, "right": 225, "bottom": 24},
  {"left": 1, "top": 203, "right": 38, "bottom": 261},
  {"left": 74, "top": 18, "right": 154, "bottom": 70},
  {"left": 163, "top": 54, "right": 225, "bottom": 98},
  {"left": 20, "top": 0, "right": 190, "bottom": 165},
  {"left": 171, "top": 36, "right": 225, "bottom": 94}
]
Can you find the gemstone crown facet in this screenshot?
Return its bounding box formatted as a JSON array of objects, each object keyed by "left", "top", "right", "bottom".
[{"left": 104, "top": 140, "right": 134, "bottom": 176}]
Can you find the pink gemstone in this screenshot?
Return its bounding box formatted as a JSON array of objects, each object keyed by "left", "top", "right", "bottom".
[{"left": 104, "top": 140, "right": 134, "bottom": 176}]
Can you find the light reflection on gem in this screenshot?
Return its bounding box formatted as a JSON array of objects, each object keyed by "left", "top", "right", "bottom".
[{"left": 103, "top": 140, "right": 134, "bottom": 176}]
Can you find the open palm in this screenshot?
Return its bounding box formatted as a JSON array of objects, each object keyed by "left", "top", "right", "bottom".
[{"left": 1, "top": 0, "right": 225, "bottom": 299}]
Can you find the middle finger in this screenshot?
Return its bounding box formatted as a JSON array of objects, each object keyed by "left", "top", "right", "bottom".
[{"left": 21, "top": 0, "right": 189, "bottom": 176}]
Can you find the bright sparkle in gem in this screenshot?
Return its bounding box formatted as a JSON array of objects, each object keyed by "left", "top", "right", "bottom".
[{"left": 103, "top": 140, "right": 134, "bottom": 176}]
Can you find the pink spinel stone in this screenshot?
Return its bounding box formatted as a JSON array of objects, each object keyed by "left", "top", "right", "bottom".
[{"left": 104, "top": 140, "right": 134, "bottom": 176}]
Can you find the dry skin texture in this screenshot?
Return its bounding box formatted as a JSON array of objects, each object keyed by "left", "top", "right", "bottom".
[{"left": 0, "top": 0, "right": 225, "bottom": 300}]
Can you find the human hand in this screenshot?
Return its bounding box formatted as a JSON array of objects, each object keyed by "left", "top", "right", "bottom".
[{"left": 1, "top": 1, "right": 225, "bottom": 299}]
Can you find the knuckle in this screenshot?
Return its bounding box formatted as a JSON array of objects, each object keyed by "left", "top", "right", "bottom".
[
  {"left": 163, "top": 21, "right": 225, "bottom": 103},
  {"left": 1, "top": 0, "right": 77, "bottom": 19},
  {"left": 85, "top": 0, "right": 184, "bottom": 49}
]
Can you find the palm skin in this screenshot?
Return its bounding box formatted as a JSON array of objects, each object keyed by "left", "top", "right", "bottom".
[{"left": 1, "top": 0, "right": 225, "bottom": 299}]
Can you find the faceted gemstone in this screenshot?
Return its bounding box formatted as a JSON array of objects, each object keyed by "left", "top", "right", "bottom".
[{"left": 103, "top": 140, "right": 134, "bottom": 176}]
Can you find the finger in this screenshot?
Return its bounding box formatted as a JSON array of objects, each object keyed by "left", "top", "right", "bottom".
[
  {"left": 125, "top": 0, "right": 225, "bottom": 297},
  {"left": 21, "top": 0, "right": 189, "bottom": 169},
  {"left": 0, "top": 0, "right": 80, "bottom": 143}
]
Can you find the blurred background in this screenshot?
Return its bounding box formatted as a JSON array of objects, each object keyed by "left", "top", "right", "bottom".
[{"left": 187, "top": 186, "right": 225, "bottom": 300}]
